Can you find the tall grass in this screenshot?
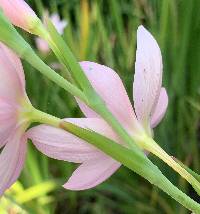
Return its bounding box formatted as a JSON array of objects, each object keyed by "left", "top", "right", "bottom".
[{"left": 1, "top": 0, "right": 200, "bottom": 213}]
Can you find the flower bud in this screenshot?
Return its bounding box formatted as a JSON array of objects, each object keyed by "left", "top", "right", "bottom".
[{"left": 0, "top": 0, "right": 41, "bottom": 33}]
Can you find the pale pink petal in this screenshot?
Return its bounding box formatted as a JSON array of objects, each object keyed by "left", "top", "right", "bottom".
[
  {"left": 0, "top": 44, "right": 28, "bottom": 148},
  {"left": 0, "top": 43, "right": 25, "bottom": 89},
  {"left": 133, "top": 26, "right": 163, "bottom": 128},
  {"left": 64, "top": 156, "right": 121, "bottom": 190},
  {"left": 28, "top": 118, "right": 122, "bottom": 190},
  {"left": 28, "top": 118, "right": 120, "bottom": 163},
  {"left": 150, "top": 88, "right": 168, "bottom": 128},
  {"left": 0, "top": 0, "right": 38, "bottom": 31},
  {"left": 78, "top": 61, "right": 140, "bottom": 132},
  {"left": 76, "top": 99, "right": 98, "bottom": 118},
  {"left": 0, "top": 131, "right": 27, "bottom": 196},
  {"left": 0, "top": 43, "right": 25, "bottom": 100},
  {"left": 0, "top": 99, "right": 17, "bottom": 148},
  {"left": 35, "top": 37, "right": 50, "bottom": 53},
  {"left": 28, "top": 125, "right": 102, "bottom": 163}
]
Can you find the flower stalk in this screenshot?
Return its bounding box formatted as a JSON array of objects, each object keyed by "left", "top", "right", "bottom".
[
  {"left": 36, "top": 18, "right": 95, "bottom": 93},
  {"left": 138, "top": 135, "right": 200, "bottom": 196}
]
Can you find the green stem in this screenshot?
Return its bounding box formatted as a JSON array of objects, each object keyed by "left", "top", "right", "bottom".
[
  {"left": 40, "top": 19, "right": 94, "bottom": 93},
  {"left": 140, "top": 136, "right": 200, "bottom": 196},
  {"left": 29, "top": 108, "right": 60, "bottom": 127},
  {"left": 175, "top": 158, "right": 200, "bottom": 183},
  {"left": 21, "top": 46, "right": 87, "bottom": 103}
]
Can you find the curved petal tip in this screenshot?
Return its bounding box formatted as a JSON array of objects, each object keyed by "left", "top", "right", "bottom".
[{"left": 63, "top": 157, "right": 121, "bottom": 191}]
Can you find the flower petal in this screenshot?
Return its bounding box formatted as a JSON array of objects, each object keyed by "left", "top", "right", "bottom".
[
  {"left": 133, "top": 26, "right": 163, "bottom": 128},
  {"left": 0, "top": 98, "right": 17, "bottom": 148},
  {"left": 0, "top": 43, "right": 25, "bottom": 101},
  {"left": 63, "top": 156, "right": 121, "bottom": 190},
  {"left": 0, "top": 131, "right": 27, "bottom": 196},
  {"left": 150, "top": 87, "right": 168, "bottom": 128},
  {"left": 28, "top": 118, "right": 120, "bottom": 163},
  {"left": 28, "top": 125, "right": 101, "bottom": 163},
  {"left": 78, "top": 61, "right": 140, "bottom": 131}
]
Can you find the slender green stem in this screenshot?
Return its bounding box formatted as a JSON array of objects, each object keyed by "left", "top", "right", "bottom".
[
  {"left": 139, "top": 136, "right": 200, "bottom": 196},
  {"left": 175, "top": 157, "right": 200, "bottom": 183},
  {"left": 21, "top": 46, "right": 88, "bottom": 103},
  {"left": 40, "top": 19, "right": 94, "bottom": 93},
  {"left": 29, "top": 107, "right": 61, "bottom": 127}
]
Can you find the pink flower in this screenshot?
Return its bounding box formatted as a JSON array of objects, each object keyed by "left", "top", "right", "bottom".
[
  {"left": 0, "top": 0, "right": 38, "bottom": 32},
  {"left": 35, "top": 12, "right": 67, "bottom": 54},
  {"left": 28, "top": 26, "right": 168, "bottom": 190},
  {"left": 0, "top": 42, "right": 63, "bottom": 196},
  {"left": 0, "top": 42, "right": 31, "bottom": 196}
]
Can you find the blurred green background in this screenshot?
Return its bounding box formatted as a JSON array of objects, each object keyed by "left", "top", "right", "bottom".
[{"left": 1, "top": 0, "right": 200, "bottom": 213}]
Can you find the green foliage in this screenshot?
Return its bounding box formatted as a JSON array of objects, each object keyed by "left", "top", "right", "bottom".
[{"left": 1, "top": 0, "right": 200, "bottom": 213}]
